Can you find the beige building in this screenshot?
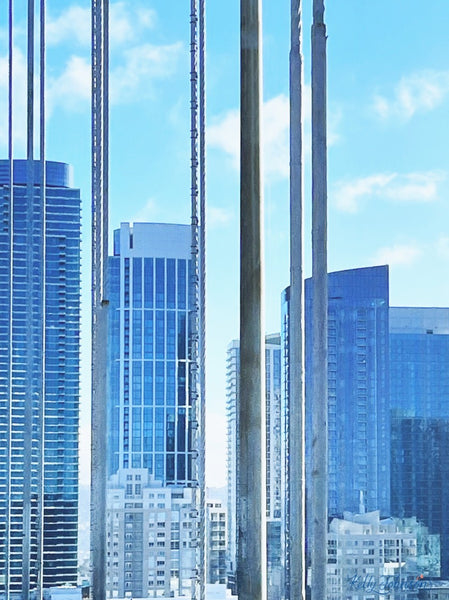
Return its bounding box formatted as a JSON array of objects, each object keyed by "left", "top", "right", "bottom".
[{"left": 106, "top": 468, "right": 196, "bottom": 598}]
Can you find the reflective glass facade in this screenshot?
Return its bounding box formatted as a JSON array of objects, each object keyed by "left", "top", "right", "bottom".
[
  {"left": 0, "top": 160, "right": 80, "bottom": 593},
  {"left": 305, "top": 265, "right": 390, "bottom": 517},
  {"left": 282, "top": 265, "right": 390, "bottom": 526},
  {"left": 390, "top": 307, "right": 449, "bottom": 577},
  {"left": 107, "top": 223, "right": 194, "bottom": 486}
]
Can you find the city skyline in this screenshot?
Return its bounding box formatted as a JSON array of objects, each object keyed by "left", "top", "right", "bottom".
[{"left": 2, "top": 0, "right": 448, "bottom": 491}]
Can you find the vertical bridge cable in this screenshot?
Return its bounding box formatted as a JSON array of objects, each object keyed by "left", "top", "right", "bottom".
[
  {"left": 23, "top": 0, "right": 35, "bottom": 595},
  {"left": 189, "top": 0, "right": 199, "bottom": 596},
  {"left": 36, "top": 0, "right": 46, "bottom": 597},
  {"left": 311, "top": 0, "right": 328, "bottom": 598},
  {"left": 198, "top": 1, "right": 206, "bottom": 599},
  {"left": 91, "top": 0, "right": 109, "bottom": 599},
  {"left": 5, "top": 1, "right": 14, "bottom": 598},
  {"left": 288, "top": 0, "right": 306, "bottom": 599}
]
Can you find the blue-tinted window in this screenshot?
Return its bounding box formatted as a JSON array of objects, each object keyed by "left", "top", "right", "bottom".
[
  {"left": 155, "top": 258, "right": 165, "bottom": 308},
  {"left": 144, "top": 258, "right": 153, "bottom": 308},
  {"left": 155, "top": 311, "right": 164, "bottom": 359},
  {"left": 132, "top": 257, "right": 142, "bottom": 308},
  {"left": 144, "top": 311, "right": 153, "bottom": 359},
  {"left": 177, "top": 260, "right": 186, "bottom": 309},
  {"left": 167, "top": 259, "right": 176, "bottom": 309},
  {"left": 143, "top": 361, "right": 153, "bottom": 406}
]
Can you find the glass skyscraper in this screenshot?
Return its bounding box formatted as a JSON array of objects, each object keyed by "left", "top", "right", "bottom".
[
  {"left": 308, "top": 265, "right": 390, "bottom": 517},
  {"left": 107, "top": 222, "right": 195, "bottom": 485},
  {"left": 390, "top": 307, "right": 449, "bottom": 577},
  {"left": 106, "top": 222, "right": 199, "bottom": 597},
  {"left": 282, "top": 265, "right": 390, "bottom": 522},
  {"left": 0, "top": 160, "right": 81, "bottom": 594}
]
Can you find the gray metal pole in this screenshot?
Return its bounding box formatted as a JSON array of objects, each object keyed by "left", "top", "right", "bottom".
[
  {"left": 311, "top": 0, "right": 328, "bottom": 598},
  {"left": 199, "top": 1, "right": 207, "bottom": 598},
  {"left": 91, "top": 1, "right": 109, "bottom": 598},
  {"left": 23, "top": 0, "right": 35, "bottom": 595},
  {"left": 36, "top": 1, "right": 46, "bottom": 597},
  {"left": 237, "top": 1, "right": 266, "bottom": 599},
  {"left": 5, "top": 2, "right": 14, "bottom": 597},
  {"left": 289, "top": 0, "right": 306, "bottom": 598}
]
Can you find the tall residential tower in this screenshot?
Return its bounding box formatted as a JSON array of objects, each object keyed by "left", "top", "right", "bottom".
[{"left": 0, "top": 160, "right": 81, "bottom": 594}]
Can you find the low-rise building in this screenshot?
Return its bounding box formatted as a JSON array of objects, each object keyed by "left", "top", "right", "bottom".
[
  {"left": 206, "top": 501, "right": 227, "bottom": 584},
  {"left": 326, "top": 510, "right": 440, "bottom": 600},
  {"left": 106, "top": 468, "right": 195, "bottom": 598}
]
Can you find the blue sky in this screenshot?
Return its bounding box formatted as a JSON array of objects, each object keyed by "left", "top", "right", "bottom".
[{"left": 1, "top": 1, "right": 449, "bottom": 488}]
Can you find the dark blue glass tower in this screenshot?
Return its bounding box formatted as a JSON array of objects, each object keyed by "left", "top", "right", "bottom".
[
  {"left": 107, "top": 223, "right": 194, "bottom": 485},
  {"left": 0, "top": 160, "right": 80, "bottom": 593},
  {"left": 306, "top": 265, "right": 390, "bottom": 517},
  {"left": 282, "top": 265, "right": 390, "bottom": 523},
  {"left": 390, "top": 307, "right": 449, "bottom": 577}
]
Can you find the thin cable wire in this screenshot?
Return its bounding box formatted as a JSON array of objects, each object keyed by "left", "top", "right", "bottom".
[
  {"left": 5, "top": 1, "right": 14, "bottom": 597},
  {"left": 198, "top": 1, "right": 206, "bottom": 598}
]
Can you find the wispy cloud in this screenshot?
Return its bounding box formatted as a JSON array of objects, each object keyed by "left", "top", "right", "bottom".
[
  {"left": 47, "top": 55, "right": 91, "bottom": 113},
  {"left": 207, "top": 206, "right": 234, "bottom": 228},
  {"left": 130, "top": 198, "right": 159, "bottom": 223},
  {"left": 0, "top": 47, "right": 29, "bottom": 149},
  {"left": 334, "top": 171, "right": 446, "bottom": 213},
  {"left": 208, "top": 85, "right": 344, "bottom": 180},
  {"left": 372, "top": 70, "right": 449, "bottom": 121},
  {"left": 46, "top": 5, "right": 91, "bottom": 46},
  {"left": 436, "top": 236, "right": 449, "bottom": 259},
  {"left": 46, "top": 2, "right": 157, "bottom": 47},
  {"left": 110, "top": 42, "right": 182, "bottom": 103},
  {"left": 372, "top": 243, "right": 422, "bottom": 267}
]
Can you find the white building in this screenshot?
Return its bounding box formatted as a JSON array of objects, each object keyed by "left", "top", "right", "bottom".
[
  {"left": 106, "top": 468, "right": 195, "bottom": 598},
  {"left": 326, "top": 511, "right": 440, "bottom": 600},
  {"left": 206, "top": 501, "right": 227, "bottom": 584},
  {"left": 226, "top": 335, "right": 282, "bottom": 597}
]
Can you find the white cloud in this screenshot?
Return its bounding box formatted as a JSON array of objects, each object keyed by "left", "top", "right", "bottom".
[
  {"left": 207, "top": 108, "right": 240, "bottom": 168},
  {"left": 372, "top": 70, "right": 449, "bottom": 121},
  {"left": 208, "top": 85, "right": 340, "bottom": 180},
  {"left": 46, "top": 5, "right": 91, "bottom": 46},
  {"left": 130, "top": 198, "right": 158, "bottom": 223},
  {"left": 372, "top": 243, "right": 422, "bottom": 267},
  {"left": 46, "top": 2, "right": 157, "bottom": 47},
  {"left": 47, "top": 55, "right": 91, "bottom": 113},
  {"left": 0, "top": 47, "right": 30, "bottom": 150},
  {"left": 207, "top": 206, "right": 233, "bottom": 228},
  {"left": 334, "top": 171, "right": 446, "bottom": 213},
  {"left": 436, "top": 236, "right": 449, "bottom": 259},
  {"left": 42, "top": 40, "right": 182, "bottom": 115},
  {"left": 110, "top": 42, "right": 182, "bottom": 103}
]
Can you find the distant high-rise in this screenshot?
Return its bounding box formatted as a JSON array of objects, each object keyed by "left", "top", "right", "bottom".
[
  {"left": 0, "top": 160, "right": 81, "bottom": 592},
  {"left": 307, "top": 265, "right": 391, "bottom": 517},
  {"left": 390, "top": 307, "right": 449, "bottom": 577},
  {"left": 106, "top": 222, "right": 198, "bottom": 597},
  {"left": 226, "top": 334, "right": 282, "bottom": 599}
]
